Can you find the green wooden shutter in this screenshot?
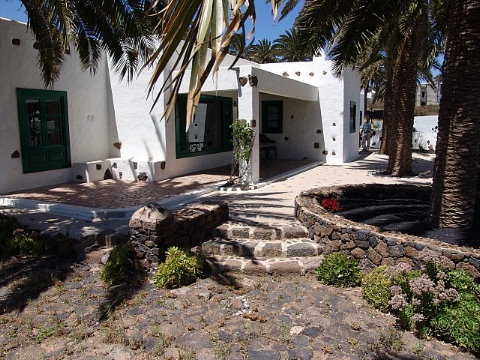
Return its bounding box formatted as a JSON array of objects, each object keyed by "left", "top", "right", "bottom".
[{"left": 17, "top": 88, "right": 71, "bottom": 173}]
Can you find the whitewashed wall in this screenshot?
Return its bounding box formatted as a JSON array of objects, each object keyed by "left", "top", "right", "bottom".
[
  {"left": 259, "top": 94, "right": 324, "bottom": 161},
  {"left": 108, "top": 61, "right": 167, "bottom": 162},
  {"left": 260, "top": 59, "right": 361, "bottom": 165},
  {"left": 0, "top": 18, "right": 110, "bottom": 193}
]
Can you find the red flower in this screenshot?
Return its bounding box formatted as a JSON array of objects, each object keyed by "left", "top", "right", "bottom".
[{"left": 320, "top": 198, "right": 341, "bottom": 212}]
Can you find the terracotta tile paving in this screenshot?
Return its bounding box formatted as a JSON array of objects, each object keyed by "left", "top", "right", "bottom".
[
  {"left": 5, "top": 160, "right": 313, "bottom": 209},
  {"left": 6, "top": 167, "right": 231, "bottom": 209}
]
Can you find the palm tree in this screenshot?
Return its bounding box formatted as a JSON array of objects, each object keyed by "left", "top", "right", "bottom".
[
  {"left": 245, "top": 39, "right": 278, "bottom": 63},
  {"left": 19, "top": 0, "right": 158, "bottom": 87},
  {"left": 429, "top": 0, "right": 480, "bottom": 229},
  {"left": 274, "top": 28, "right": 312, "bottom": 62},
  {"left": 295, "top": 0, "right": 441, "bottom": 176}
]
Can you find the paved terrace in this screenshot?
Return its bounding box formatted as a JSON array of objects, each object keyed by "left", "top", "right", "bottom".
[
  {"left": 211, "top": 152, "right": 433, "bottom": 226},
  {"left": 3, "top": 160, "right": 314, "bottom": 209},
  {"left": 0, "top": 153, "right": 434, "bottom": 238}
]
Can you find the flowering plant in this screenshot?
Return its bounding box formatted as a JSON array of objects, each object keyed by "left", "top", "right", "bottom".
[
  {"left": 362, "top": 254, "right": 480, "bottom": 353},
  {"left": 320, "top": 198, "right": 341, "bottom": 212}
]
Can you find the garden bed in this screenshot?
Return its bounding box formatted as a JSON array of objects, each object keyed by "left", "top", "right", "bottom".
[{"left": 295, "top": 184, "right": 480, "bottom": 278}]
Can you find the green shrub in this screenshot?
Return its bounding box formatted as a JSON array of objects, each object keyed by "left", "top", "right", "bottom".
[
  {"left": 431, "top": 292, "right": 480, "bottom": 353},
  {"left": 100, "top": 243, "right": 134, "bottom": 286},
  {"left": 153, "top": 247, "right": 205, "bottom": 289},
  {"left": 362, "top": 266, "right": 392, "bottom": 311},
  {"left": 1, "top": 213, "right": 74, "bottom": 258},
  {"left": 447, "top": 269, "right": 480, "bottom": 295},
  {"left": 6, "top": 231, "right": 45, "bottom": 256},
  {"left": 372, "top": 260, "right": 480, "bottom": 354},
  {"left": 315, "top": 252, "right": 361, "bottom": 287}
]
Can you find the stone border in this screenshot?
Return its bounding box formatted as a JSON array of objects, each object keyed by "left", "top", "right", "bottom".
[
  {"left": 129, "top": 201, "right": 229, "bottom": 270},
  {"left": 295, "top": 184, "right": 480, "bottom": 278}
]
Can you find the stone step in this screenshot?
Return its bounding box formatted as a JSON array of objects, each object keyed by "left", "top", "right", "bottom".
[
  {"left": 202, "top": 238, "right": 321, "bottom": 258},
  {"left": 206, "top": 255, "right": 323, "bottom": 275},
  {"left": 213, "top": 222, "right": 308, "bottom": 240}
]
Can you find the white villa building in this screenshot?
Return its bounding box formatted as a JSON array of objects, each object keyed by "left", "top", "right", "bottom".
[{"left": 0, "top": 17, "right": 361, "bottom": 194}]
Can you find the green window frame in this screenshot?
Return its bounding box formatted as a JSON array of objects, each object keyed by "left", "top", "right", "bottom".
[
  {"left": 16, "top": 88, "right": 71, "bottom": 173},
  {"left": 262, "top": 101, "right": 283, "bottom": 133},
  {"left": 175, "top": 94, "right": 233, "bottom": 158},
  {"left": 349, "top": 101, "right": 357, "bottom": 133}
]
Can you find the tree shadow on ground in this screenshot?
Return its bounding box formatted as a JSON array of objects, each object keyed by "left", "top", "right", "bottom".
[
  {"left": 0, "top": 253, "right": 80, "bottom": 314},
  {"left": 96, "top": 273, "right": 145, "bottom": 322},
  {"left": 209, "top": 271, "right": 243, "bottom": 289},
  {"left": 345, "top": 151, "right": 434, "bottom": 182}
]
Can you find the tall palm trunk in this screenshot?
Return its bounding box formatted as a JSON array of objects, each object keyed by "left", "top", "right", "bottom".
[
  {"left": 387, "top": 32, "right": 419, "bottom": 176},
  {"left": 429, "top": 0, "right": 480, "bottom": 229},
  {"left": 380, "top": 56, "right": 395, "bottom": 155}
]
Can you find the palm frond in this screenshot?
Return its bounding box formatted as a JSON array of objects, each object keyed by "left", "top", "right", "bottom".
[
  {"left": 272, "top": 0, "right": 302, "bottom": 20},
  {"left": 147, "top": 0, "right": 266, "bottom": 131},
  {"left": 22, "top": 0, "right": 65, "bottom": 87},
  {"left": 22, "top": 0, "right": 157, "bottom": 86}
]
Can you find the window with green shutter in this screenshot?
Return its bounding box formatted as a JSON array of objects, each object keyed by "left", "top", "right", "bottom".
[
  {"left": 175, "top": 94, "right": 233, "bottom": 158},
  {"left": 16, "top": 88, "right": 71, "bottom": 173}
]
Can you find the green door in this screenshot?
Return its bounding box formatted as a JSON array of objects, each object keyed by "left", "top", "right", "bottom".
[{"left": 16, "top": 89, "right": 71, "bottom": 173}]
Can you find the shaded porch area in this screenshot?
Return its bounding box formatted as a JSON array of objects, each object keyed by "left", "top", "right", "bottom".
[{"left": 3, "top": 160, "right": 315, "bottom": 209}]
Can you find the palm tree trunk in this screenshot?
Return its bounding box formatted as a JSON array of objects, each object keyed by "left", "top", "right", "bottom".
[
  {"left": 429, "top": 0, "right": 480, "bottom": 229},
  {"left": 387, "top": 32, "right": 418, "bottom": 176},
  {"left": 380, "top": 57, "right": 395, "bottom": 155}
]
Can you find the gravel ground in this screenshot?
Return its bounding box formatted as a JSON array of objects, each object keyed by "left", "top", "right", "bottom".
[
  {"left": 1, "top": 152, "right": 477, "bottom": 359},
  {"left": 0, "top": 250, "right": 476, "bottom": 360}
]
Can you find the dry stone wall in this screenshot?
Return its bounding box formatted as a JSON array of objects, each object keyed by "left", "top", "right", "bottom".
[
  {"left": 295, "top": 184, "right": 480, "bottom": 278},
  {"left": 129, "top": 201, "right": 229, "bottom": 270}
]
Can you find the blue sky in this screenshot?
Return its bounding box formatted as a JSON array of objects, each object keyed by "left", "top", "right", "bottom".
[
  {"left": 0, "top": 0, "right": 302, "bottom": 42},
  {"left": 248, "top": 2, "right": 302, "bottom": 42},
  {"left": 0, "top": 0, "right": 27, "bottom": 21}
]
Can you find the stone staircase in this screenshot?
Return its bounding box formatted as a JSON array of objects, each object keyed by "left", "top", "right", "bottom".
[{"left": 202, "top": 221, "right": 324, "bottom": 275}]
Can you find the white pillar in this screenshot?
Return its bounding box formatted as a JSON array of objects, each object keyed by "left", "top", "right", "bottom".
[{"left": 237, "top": 83, "right": 260, "bottom": 184}]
